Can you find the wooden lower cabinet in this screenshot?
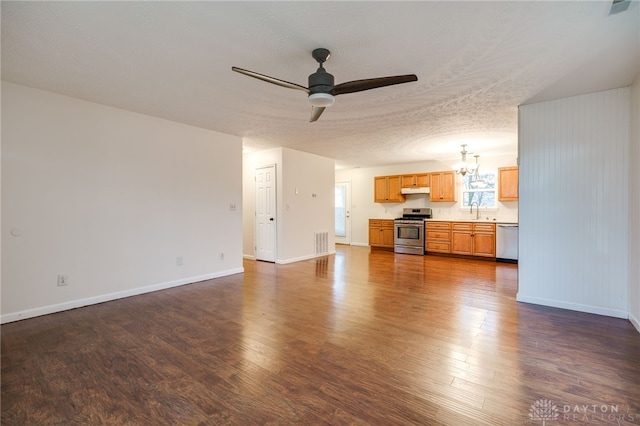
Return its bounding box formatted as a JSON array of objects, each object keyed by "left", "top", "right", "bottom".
[
  {"left": 369, "top": 219, "right": 395, "bottom": 250},
  {"left": 425, "top": 221, "right": 451, "bottom": 253},
  {"left": 451, "top": 224, "right": 473, "bottom": 255},
  {"left": 451, "top": 223, "right": 496, "bottom": 257}
]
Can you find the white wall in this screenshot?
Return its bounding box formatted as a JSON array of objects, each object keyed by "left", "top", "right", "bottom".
[
  {"left": 243, "top": 147, "right": 335, "bottom": 263},
  {"left": 335, "top": 155, "right": 519, "bottom": 246},
  {"left": 629, "top": 74, "right": 640, "bottom": 331},
  {"left": 1, "top": 82, "right": 244, "bottom": 323},
  {"left": 518, "top": 87, "right": 630, "bottom": 318}
]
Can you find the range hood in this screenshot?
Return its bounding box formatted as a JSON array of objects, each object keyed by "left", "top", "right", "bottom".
[{"left": 401, "top": 187, "right": 430, "bottom": 194}]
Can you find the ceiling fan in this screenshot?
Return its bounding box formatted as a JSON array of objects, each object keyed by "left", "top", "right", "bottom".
[{"left": 232, "top": 48, "right": 418, "bottom": 122}]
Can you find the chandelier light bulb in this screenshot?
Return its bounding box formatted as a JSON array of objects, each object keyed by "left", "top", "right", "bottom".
[{"left": 453, "top": 144, "right": 473, "bottom": 176}]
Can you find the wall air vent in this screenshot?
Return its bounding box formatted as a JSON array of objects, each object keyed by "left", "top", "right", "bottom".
[
  {"left": 609, "top": 0, "right": 631, "bottom": 15},
  {"left": 314, "top": 231, "right": 329, "bottom": 255}
]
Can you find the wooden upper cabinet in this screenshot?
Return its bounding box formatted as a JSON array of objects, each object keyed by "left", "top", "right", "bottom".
[
  {"left": 400, "top": 175, "right": 414, "bottom": 188},
  {"left": 429, "top": 171, "right": 457, "bottom": 202},
  {"left": 498, "top": 166, "right": 519, "bottom": 201},
  {"left": 374, "top": 175, "right": 405, "bottom": 203},
  {"left": 374, "top": 176, "right": 387, "bottom": 202},
  {"left": 400, "top": 173, "right": 430, "bottom": 188}
]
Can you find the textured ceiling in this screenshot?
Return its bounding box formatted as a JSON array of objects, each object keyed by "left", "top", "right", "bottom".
[{"left": 2, "top": 1, "right": 639, "bottom": 169}]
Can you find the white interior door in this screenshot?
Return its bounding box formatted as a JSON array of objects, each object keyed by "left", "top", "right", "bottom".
[
  {"left": 335, "top": 181, "right": 351, "bottom": 245},
  {"left": 255, "top": 165, "right": 276, "bottom": 262}
]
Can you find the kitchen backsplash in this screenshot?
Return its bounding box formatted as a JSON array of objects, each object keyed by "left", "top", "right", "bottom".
[{"left": 372, "top": 197, "right": 518, "bottom": 223}]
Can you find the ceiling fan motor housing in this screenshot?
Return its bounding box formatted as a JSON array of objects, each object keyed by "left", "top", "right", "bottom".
[{"left": 308, "top": 69, "right": 335, "bottom": 95}]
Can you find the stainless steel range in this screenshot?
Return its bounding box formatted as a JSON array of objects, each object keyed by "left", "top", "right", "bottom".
[{"left": 394, "top": 208, "right": 432, "bottom": 255}]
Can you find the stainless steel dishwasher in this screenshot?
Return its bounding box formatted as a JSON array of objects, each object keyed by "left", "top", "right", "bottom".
[{"left": 496, "top": 223, "right": 518, "bottom": 263}]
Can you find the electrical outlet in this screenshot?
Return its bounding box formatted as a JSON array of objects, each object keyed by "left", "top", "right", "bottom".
[
  {"left": 57, "top": 274, "right": 69, "bottom": 286},
  {"left": 176, "top": 257, "right": 183, "bottom": 266},
  {"left": 229, "top": 203, "right": 236, "bottom": 211},
  {"left": 219, "top": 253, "right": 224, "bottom": 260}
]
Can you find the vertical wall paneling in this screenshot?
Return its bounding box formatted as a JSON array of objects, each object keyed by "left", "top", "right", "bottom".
[
  {"left": 629, "top": 76, "right": 640, "bottom": 331},
  {"left": 518, "top": 88, "right": 630, "bottom": 318}
]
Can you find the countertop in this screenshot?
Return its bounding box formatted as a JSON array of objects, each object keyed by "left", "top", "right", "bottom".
[
  {"left": 373, "top": 218, "right": 519, "bottom": 224},
  {"left": 424, "top": 218, "right": 518, "bottom": 224}
]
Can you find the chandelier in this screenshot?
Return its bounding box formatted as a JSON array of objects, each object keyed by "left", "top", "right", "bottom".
[
  {"left": 469, "top": 154, "right": 488, "bottom": 188},
  {"left": 452, "top": 144, "right": 478, "bottom": 176}
]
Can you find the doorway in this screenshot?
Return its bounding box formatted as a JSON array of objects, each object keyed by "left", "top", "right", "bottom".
[
  {"left": 255, "top": 165, "right": 276, "bottom": 262},
  {"left": 335, "top": 181, "right": 351, "bottom": 245}
]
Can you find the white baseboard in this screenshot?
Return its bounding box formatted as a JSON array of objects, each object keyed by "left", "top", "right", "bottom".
[
  {"left": 1, "top": 268, "right": 244, "bottom": 324},
  {"left": 276, "top": 251, "right": 336, "bottom": 265},
  {"left": 350, "top": 242, "right": 369, "bottom": 247},
  {"left": 629, "top": 312, "right": 640, "bottom": 334},
  {"left": 243, "top": 254, "right": 256, "bottom": 260},
  {"left": 516, "top": 293, "right": 629, "bottom": 319}
]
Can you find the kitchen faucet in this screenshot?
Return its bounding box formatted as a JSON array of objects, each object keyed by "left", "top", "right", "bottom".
[{"left": 470, "top": 202, "right": 480, "bottom": 220}]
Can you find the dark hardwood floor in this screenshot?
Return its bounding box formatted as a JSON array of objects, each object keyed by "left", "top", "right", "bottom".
[{"left": 2, "top": 246, "right": 640, "bottom": 425}]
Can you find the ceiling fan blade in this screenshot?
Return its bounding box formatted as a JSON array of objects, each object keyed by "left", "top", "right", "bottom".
[
  {"left": 310, "top": 106, "right": 326, "bottom": 122},
  {"left": 232, "top": 67, "right": 310, "bottom": 94},
  {"left": 331, "top": 74, "right": 418, "bottom": 96}
]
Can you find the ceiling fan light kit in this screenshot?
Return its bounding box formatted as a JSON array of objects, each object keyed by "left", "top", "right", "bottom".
[
  {"left": 232, "top": 48, "right": 417, "bottom": 122},
  {"left": 308, "top": 93, "right": 335, "bottom": 107}
]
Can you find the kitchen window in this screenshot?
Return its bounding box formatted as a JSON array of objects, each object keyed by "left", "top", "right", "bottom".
[{"left": 461, "top": 171, "right": 496, "bottom": 208}]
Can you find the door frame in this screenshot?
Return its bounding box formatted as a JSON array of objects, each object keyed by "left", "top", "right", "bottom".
[
  {"left": 335, "top": 181, "right": 352, "bottom": 245},
  {"left": 254, "top": 165, "right": 277, "bottom": 262}
]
